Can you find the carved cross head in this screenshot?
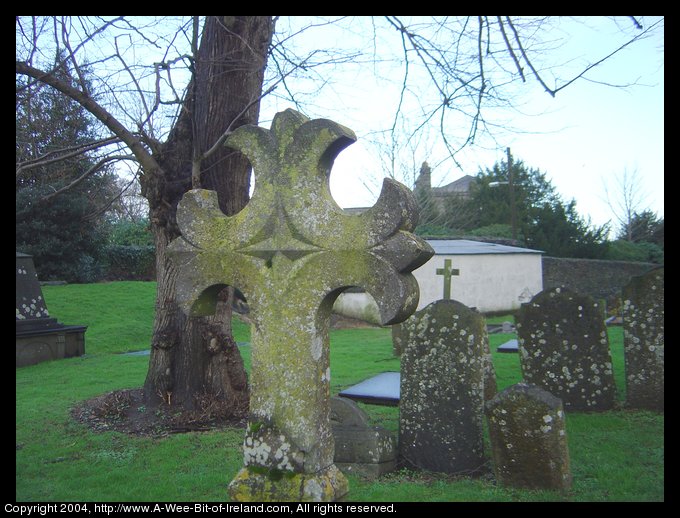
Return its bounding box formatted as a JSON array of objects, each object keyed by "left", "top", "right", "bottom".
[{"left": 168, "top": 109, "right": 433, "bottom": 326}]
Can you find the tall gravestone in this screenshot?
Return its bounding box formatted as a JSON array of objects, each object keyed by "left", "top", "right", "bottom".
[
  {"left": 516, "top": 287, "right": 615, "bottom": 411},
  {"left": 16, "top": 252, "right": 86, "bottom": 367},
  {"left": 622, "top": 267, "right": 664, "bottom": 411},
  {"left": 168, "top": 109, "right": 433, "bottom": 501},
  {"left": 399, "top": 299, "right": 489, "bottom": 474},
  {"left": 485, "top": 383, "right": 572, "bottom": 491}
]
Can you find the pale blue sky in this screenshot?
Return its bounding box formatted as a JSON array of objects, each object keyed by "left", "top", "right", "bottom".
[
  {"left": 260, "top": 16, "right": 664, "bottom": 235},
  {"left": 18, "top": 17, "right": 662, "bottom": 236}
]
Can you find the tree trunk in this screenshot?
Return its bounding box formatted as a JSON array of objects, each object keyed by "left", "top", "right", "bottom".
[{"left": 143, "top": 16, "right": 274, "bottom": 412}]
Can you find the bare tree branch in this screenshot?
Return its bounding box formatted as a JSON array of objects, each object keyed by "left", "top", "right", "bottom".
[
  {"left": 16, "top": 135, "right": 122, "bottom": 177},
  {"left": 496, "top": 17, "right": 525, "bottom": 82},
  {"left": 16, "top": 60, "right": 160, "bottom": 177},
  {"left": 36, "top": 154, "right": 137, "bottom": 204},
  {"left": 83, "top": 166, "right": 143, "bottom": 222}
]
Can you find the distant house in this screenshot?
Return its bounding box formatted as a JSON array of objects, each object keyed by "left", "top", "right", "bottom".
[
  {"left": 415, "top": 161, "right": 477, "bottom": 214},
  {"left": 333, "top": 239, "right": 544, "bottom": 321}
]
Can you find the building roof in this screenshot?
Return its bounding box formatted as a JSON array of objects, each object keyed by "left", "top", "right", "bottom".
[
  {"left": 432, "top": 174, "right": 476, "bottom": 194},
  {"left": 428, "top": 239, "right": 543, "bottom": 255}
]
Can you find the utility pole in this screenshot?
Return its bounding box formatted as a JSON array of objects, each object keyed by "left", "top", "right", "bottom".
[{"left": 507, "top": 147, "right": 517, "bottom": 242}]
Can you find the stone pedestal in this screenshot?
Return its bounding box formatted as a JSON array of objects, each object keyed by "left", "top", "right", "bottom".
[
  {"left": 16, "top": 252, "right": 86, "bottom": 367},
  {"left": 228, "top": 465, "right": 348, "bottom": 502}
]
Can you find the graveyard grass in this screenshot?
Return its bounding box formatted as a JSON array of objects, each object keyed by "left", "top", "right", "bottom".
[{"left": 16, "top": 282, "right": 663, "bottom": 502}]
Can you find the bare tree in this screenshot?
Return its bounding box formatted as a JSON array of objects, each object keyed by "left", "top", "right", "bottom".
[
  {"left": 106, "top": 171, "right": 149, "bottom": 223},
  {"left": 603, "top": 166, "right": 652, "bottom": 241},
  {"left": 17, "top": 16, "right": 274, "bottom": 413},
  {"left": 16, "top": 16, "right": 662, "bottom": 415}
]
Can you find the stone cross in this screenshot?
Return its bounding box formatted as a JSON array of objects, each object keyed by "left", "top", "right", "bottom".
[
  {"left": 168, "top": 109, "right": 433, "bottom": 501},
  {"left": 435, "top": 258, "right": 459, "bottom": 300}
]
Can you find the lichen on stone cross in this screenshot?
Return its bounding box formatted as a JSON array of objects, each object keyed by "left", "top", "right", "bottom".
[{"left": 168, "top": 109, "right": 433, "bottom": 502}]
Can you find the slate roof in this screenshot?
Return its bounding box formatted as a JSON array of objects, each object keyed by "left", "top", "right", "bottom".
[
  {"left": 428, "top": 239, "right": 543, "bottom": 255},
  {"left": 432, "top": 174, "right": 476, "bottom": 194}
]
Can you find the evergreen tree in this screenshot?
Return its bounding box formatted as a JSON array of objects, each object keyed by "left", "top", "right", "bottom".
[
  {"left": 618, "top": 210, "right": 664, "bottom": 247},
  {"left": 16, "top": 57, "right": 116, "bottom": 281},
  {"left": 470, "top": 157, "right": 609, "bottom": 257}
]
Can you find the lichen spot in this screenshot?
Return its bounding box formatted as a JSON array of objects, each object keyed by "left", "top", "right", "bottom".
[{"left": 311, "top": 335, "right": 322, "bottom": 361}]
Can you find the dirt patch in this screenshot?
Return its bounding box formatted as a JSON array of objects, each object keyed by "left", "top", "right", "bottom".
[{"left": 71, "top": 388, "right": 247, "bottom": 437}]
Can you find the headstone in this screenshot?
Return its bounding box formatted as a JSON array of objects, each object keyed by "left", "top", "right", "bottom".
[
  {"left": 485, "top": 383, "right": 572, "bottom": 491},
  {"left": 435, "top": 258, "right": 460, "bottom": 300},
  {"left": 338, "top": 372, "right": 400, "bottom": 406},
  {"left": 399, "top": 299, "right": 489, "bottom": 474},
  {"left": 516, "top": 287, "right": 616, "bottom": 411},
  {"left": 501, "top": 321, "right": 514, "bottom": 333},
  {"left": 391, "top": 323, "right": 406, "bottom": 356},
  {"left": 330, "top": 397, "right": 397, "bottom": 478},
  {"left": 168, "top": 109, "right": 433, "bottom": 502},
  {"left": 622, "top": 267, "right": 664, "bottom": 411},
  {"left": 482, "top": 332, "right": 498, "bottom": 401},
  {"left": 16, "top": 252, "right": 86, "bottom": 367}
]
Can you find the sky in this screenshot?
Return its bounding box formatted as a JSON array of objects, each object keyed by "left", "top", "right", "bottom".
[
  {"left": 17, "top": 17, "right": 662, "bottom": 237},
  {"left": 258, "top": 16, "right": 664, "bottom": 236}
]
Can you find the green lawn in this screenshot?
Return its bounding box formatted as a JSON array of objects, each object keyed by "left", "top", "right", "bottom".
[{"left": 15, "top": 281, "right": 663, "bottom": 502}]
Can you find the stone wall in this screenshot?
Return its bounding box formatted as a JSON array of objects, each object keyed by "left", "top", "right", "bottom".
[{"left": 542, "top": 257, "right": 657, "bottom": 309}]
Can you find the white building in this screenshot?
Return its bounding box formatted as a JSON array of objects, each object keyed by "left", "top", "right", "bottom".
[{"left": 333, "top": 239, "right": 543, "bottom": 322}]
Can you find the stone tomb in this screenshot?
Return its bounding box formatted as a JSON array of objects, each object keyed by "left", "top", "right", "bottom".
[
  {"left": 16, "top": 252, "right": 86, "bottom": 367},
  {"left": 399, "top": 299, "right": 490, "bottom": 474},
  {"left": 516, "top": 287, "right": 615, "bottom": 411},
  {"left": 622, "top": 267, "right": 664, "bottom": 411},
  {"left": 168, "top": 109, "right": 432, "bottom": 501},
  {"left": 485, "top": 383, "right": 572, "bottom": 491}
]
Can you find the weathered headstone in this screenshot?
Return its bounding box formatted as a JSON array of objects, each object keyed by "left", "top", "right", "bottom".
[
  {"left": 16, "top": 252, "right": 86, "bottom": 367},
  {"left": 391, "top": 322, "right": 406, "bottom": 356},
  {"left": 485, "top": 383, "right": 572, "bottom": 491},
  {"left": 501, "top": 320, "right": 514, "bottom": 333},
  {"left": 399, "top": 299, "right": 489, "bottom": 474},
  {"left": 516, "top": 287, "right": 615, "bottom": 411},
  {"left": 168, "top": 109, "right": 433, "bottom": 501},
  {"left": 622, "top": 267, "right": 664, "bottom": 411},
  {"left": 330, "top": 397, "right": 397, "bottom": 478}
]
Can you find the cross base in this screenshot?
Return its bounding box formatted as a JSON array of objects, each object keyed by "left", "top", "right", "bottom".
[{"left": 228, "top": 464, "right": 349, "bottom": 502}]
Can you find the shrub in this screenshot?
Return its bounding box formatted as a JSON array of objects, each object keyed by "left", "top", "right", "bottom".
[
  {"left": 104, "top": 245, "right": 155, "bottom": 280},
  {"left": 606, "top": 240, "right": 663, "bottom": 264}
]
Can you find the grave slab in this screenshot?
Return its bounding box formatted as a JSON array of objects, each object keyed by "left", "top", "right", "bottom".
[
  {"left": 339, "top": 372, "right": 400, "bottom": 406},
  {"left": 497, "top": 339, "right": 518, "bottom": 353}
]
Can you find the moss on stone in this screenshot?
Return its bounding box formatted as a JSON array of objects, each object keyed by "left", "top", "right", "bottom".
[{"left": 169, "top": 109, "right": 433, "bottom": 501}]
